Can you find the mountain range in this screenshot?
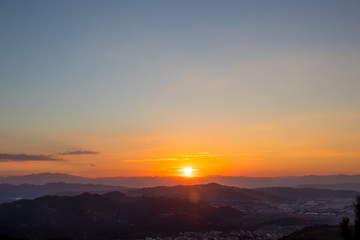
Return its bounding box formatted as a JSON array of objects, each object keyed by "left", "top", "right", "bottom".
[
  {"left": 1, "top": 172, "right": 360, "bottom": 190},
  {"left": 0, "top": 191, "right": 243, "bottom": 240},
  {"left": 1, "top": 181, "right": 358, "bottom": 204},
  {"left": 0, "top": 182, "right": 127, "bottom": 203},
  {"left": 126, "top": 183, "right": 359, "bottom": 204},
  {"left": 0, "top": 181, "right": 358, "bottom": 239}
]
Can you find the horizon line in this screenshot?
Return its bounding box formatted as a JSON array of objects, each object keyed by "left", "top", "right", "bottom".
[{"left": 1, "top": 172, "right": 360, "bottom": 179}]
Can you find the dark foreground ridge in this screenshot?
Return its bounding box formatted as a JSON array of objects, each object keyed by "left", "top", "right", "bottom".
[
  {"left": 0, "top": 191, "right": 243, "bottom": 240},
  {"left": 0, "top": 182, "right": 358, "bottom": 240}
]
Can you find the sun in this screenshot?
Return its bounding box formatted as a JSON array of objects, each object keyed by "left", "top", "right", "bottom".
[{"left": 182, "top": 167, "right": 193, "bottom": 177}]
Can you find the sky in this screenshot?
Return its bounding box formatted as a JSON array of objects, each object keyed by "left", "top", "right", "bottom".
[{"left": 1, "top": 0, "right": 360, "bottom": 177}]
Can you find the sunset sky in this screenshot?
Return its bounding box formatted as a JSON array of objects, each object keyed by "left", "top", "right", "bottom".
[{"left": 1, "top": 1, "right": 360, "bottom": 177}]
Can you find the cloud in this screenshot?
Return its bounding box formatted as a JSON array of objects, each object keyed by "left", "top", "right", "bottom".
[
  {"left": 183, "top": 152, "right": 219, "bottom": 157},
  {"left": 0, "top": 153, "right": 64, "bottom": 162},
  {"left": 57, "top": 150, "right": 99, "bottom": 156},
  {"left": 183, "top": 152, "right": 258, "bottom": 157}
]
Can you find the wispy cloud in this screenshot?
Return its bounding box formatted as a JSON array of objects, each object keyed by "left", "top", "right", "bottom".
[
  {"left": 123, "top": 158, "right": 178, "bottom": 163},
  {"left": 183, "top": 152, "right": 258, "bottom": 157},
  {"left": 0, "top": 153, "right": 64, "bottom": 162},
  {"left": 57, "top": 150, "right": 99, "bottom": 156}
]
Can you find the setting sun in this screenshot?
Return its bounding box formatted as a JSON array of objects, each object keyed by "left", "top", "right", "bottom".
[{"left": 183, "top": 167, "right": 194, "bottom": 177}]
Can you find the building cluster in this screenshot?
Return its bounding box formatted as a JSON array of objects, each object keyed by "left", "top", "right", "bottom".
[
  {"left": 143, "top": 197, "right": 355, "bottom": 240},
  {"left": 144, "top": 230, "right": 282, "bottom": 240},
  {"left": 278, "top": 198, "right": 355, "bottom": 223}
]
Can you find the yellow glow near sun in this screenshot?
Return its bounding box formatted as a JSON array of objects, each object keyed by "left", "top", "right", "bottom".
[{"left": 183, "top": 167, "right": 193, "bottom": 176}]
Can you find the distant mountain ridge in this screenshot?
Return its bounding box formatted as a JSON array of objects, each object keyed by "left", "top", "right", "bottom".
[
  {"left": 0, "top": 181, "right": 358, "bottom": 205},
  {"left": 1, "top": 172, "right": 360, "bottom": 190},
  {"left": 0, "top": 182, "right": 127, "bottom": 203},
  {"left": 296, "top": 183, "right": 360, "bottom": 192},
  {"left": 127, "top": 183, "right": 359, "bottom": 204},
  {"left": 0, "top": 173, "right": 88, "bottom": 185}
]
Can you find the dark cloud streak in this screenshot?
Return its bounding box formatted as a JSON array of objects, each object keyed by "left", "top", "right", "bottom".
[
  {"left": 0, "top": 154, "right": 64, "bottom": 162},
  {"left": 57, "top": 151, "right": 99, "bottom": 156}
]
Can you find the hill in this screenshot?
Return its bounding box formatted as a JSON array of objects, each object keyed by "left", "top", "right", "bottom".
[
  {"left": 128, "top": 182, "right": 359, "bottom": 204},
  {"left": 0, "top": 191, "right": 243, "bottom": 240},
  {"left": 0, "top": 182, "right": 127, "bottom": 203}
]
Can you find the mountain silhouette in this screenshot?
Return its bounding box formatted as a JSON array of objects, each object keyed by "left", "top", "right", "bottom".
[
  {"left": 0, "top": 191, "right": 243, "bottom": 240},
  {"left": 2, "top": 173, "right": 360, "bottom": 190},
  {"left": 127, "top": 182, "right": 359, "bottom": 204},
  {"left": 0, "top": 182, "right": 127, "bottom": 203}
]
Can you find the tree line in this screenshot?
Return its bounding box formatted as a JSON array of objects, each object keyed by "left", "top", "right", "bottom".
[{"left": 341, "top": 196, "right": 360, "bottom": 240}]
